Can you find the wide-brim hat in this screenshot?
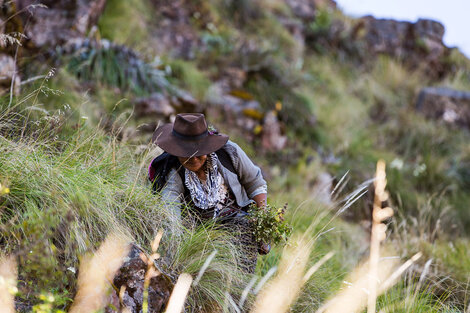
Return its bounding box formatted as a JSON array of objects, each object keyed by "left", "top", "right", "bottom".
[{"left": 153, "top": 113, "right": 229, "bottom": 157}]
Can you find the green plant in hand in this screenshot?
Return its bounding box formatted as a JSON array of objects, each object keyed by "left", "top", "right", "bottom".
[{"left": 249, "top": 203, "right": 292, "bottom": 246}]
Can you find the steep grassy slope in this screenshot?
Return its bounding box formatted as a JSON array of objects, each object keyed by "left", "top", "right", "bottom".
[{"left": 1, "top": 0, "right": 470, "bottom": 311}]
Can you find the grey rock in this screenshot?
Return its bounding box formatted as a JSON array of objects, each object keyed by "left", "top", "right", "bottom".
[
  {"left": 105, "top": 245, "right": 173, "bottom": 313},
  {"left": 285, "top": 0, "right": 316, "bottom": 21},
  {"left": 352, "top": 16, "right": 449, "bottom": 77},
  {"left": 171, "top": 89, "right": 202, "bottom": 113},
  {"left": 311, "top": 171, "right": 333, "bottom": 206},
  {"left": 0, "top": 54, "right": 20, "bottom": 95},
  {"left": 135, "top": 93, "right": 175, "bottom": 118},
  {"left": 416, "top": 87, "right": 470, "bottom": 129},
  {"left": 149, "top": 0, "right": 201, "bottom": 59},
  {"left": 262, "top": 111, "right": 287, "bottom": 152},
  {"left": 14, "top": 0, "right": 107, "bottom": 48}
]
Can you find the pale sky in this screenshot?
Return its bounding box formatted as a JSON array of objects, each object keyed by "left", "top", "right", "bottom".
[{"left": 335, "top": 0, "right": 470, "bottom": 58}]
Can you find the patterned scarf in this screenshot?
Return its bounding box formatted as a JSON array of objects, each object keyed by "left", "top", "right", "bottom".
[{"left": 184, "top": 153, "right": 226, "bottom": 210}]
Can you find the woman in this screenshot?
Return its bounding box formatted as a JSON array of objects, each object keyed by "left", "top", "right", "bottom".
[{"left": 151, "top": 113, "right": 269, "bottom": 273}]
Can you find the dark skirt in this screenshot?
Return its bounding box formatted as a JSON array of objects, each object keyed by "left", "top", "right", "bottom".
[
  {"left": 187, "top": 205, "right": 258, "bottom": 274},
  {"left": 219, "top": 215, "right": 258, "bottom": 274}
]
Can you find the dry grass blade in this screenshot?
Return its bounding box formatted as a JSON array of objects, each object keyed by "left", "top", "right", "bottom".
[
  {"left": 239, "top": 275, "right": 258, "bottom": 308},
  {"left": 251, "top": 235, "right": 311, "bottom": 313},
  {"left": 226, "top": 292, "right": 242, "bottom": 313},
  {"left": 69, "top": 232, "right": 130, "bottom": 313},
  {"left": 143, "top": 267, "right": 161, "bottom": 313},
  {"left": 151, "top": 229, "right": 164, "bottom": 253},
  {"left": 317, "top": 252, "right": 422, "bottom": 313},
  {"left": 193, "top": 249, "right": 217, "bottom": 286},
  {"left": 368, "top": 160, "right": 393, "bottom": 313},
  {"left": 380, "top": 252, "right": 422, "bottom": 291},
  {"left": 165, "top": 273, "right": 193, "bottom": 313},
  {"left": 0, "top": 255, "right": 17, "bottom": 313},
  {"left": 253, "top": 267, "right": 277, "bottom": 295},
  {"left": 317, "top": 257, "right": 397, "bottom": 313},
  {"left": 303, "top": 251, "right": 335, "bottom": 283}
]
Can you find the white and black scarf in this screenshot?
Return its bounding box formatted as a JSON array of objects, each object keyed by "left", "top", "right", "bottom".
[{"left": 184, "top": 153, "right": 228, "bottom": 211}]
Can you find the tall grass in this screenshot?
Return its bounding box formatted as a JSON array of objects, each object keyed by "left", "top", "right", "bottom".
[
  {"left": 98, "top": 0, "right": 152, "bottom": 50},
  {"left": 0, "top": 96, "right": 248, "bottom": 310}
]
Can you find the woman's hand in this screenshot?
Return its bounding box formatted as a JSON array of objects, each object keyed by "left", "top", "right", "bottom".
[
  {"left": 252, "top": 193, "right": 270, "bottom": 254},
  {"left": 252, "top": 193, "right": 267, "bottom": 209},
  {"left": 258, "top": 241, "right": 271, "bottom": 255}
]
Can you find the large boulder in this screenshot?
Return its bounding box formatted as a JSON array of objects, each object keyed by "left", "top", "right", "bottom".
[
  {"left": 134, "top": 93, "right": 175, "bottom": 118},
  {"left": 416, "top": 87, "right": 470, "bottom": 129},
  {"left": 352, "top": 17, "right": 450, "bottom": 78},
  {"left": 14, "top": 0, "right": 107, "bottom": 48}
]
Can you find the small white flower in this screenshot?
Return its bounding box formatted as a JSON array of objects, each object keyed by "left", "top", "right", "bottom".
[
  {"left": 207, "top": 23, "right": 217, "bottom": 32},
  {"left": 67, "top": 267, "right": 76, "bottom": 274},
  {"left": 413, "top": 163, "right": 427, "bottom": 177},
  {"left": 390, "top": 158, "right": 404, "bottom": 170}
]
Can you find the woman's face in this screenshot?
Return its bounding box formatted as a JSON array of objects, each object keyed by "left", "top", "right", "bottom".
[{"left": 178, "top": 155, "right": 207, "bottom": 173}]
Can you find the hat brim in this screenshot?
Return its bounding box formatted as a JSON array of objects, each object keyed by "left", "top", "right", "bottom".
[{"left": 153, "top": 123, "right": 229, "bottom": 157}]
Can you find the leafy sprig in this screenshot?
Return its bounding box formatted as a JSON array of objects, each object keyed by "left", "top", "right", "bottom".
[{"left": 248, "top": 203, "right": 292, "bottom": 246}]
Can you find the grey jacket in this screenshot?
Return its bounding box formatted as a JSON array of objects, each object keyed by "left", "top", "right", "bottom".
[{"left": 161, "top": 140, "right": 267, "bottom": 218}]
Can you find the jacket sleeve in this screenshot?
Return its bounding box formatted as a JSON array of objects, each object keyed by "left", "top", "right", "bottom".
[
  {"left": 160, "top": 168, "right": 185, "bottom": 219},
  {"left": 228, "top": 141, "right": 267, "bottom": 198}
]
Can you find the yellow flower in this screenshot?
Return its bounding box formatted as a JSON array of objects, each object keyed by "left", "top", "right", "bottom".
[
  {"left": 275, "top": 207, "right": 284, "bottom": 222},
  {"left": 253, "top": 124, "right": 263, "bottom": 135},
  {"left": 0, "top": 183, "right": 10, "bottom": 195}
]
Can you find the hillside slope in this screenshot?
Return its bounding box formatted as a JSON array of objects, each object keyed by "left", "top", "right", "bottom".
[{"left": 1, "top": 0, "right": 470, "bottom": 312}]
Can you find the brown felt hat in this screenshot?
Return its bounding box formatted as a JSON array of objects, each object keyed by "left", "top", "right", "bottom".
[{"left": 153, "top": 113, "right": 229, "bottom": 157}]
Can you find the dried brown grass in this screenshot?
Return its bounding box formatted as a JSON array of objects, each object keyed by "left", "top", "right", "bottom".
[
  {"left": 0, "top": 255, "right": 17, "bottom": 313},
  {"left": 69, "top": 232, "right": 130, "bottom": 313},
  {"left": 367, "top": 160, "right": 394, "bottom": 312},
  {"left": 316, "top": 160, "right": 422, "bottom": 313},
  {"left": 165, "top": 273, "right": 193, "bottom": 313},
  {"left": 251, "top": 235, "right": 312, "bottom": 313}
]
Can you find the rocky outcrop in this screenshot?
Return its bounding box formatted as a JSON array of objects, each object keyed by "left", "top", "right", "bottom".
[
  {"left": 306, "top": 11, "right": 454, "bottom": 78},
  {"left": 206, "top": 82, "right": 262, "bottom": 142},
  {"left": 106, "top": 245, "right": 173, "bottom": 313},
  {"left": 351, "top": 17, "right": 450, "bottom": 78},
  {"left": 206, "top": 83, "right": 289, "bottom": 152},
  {"left": 285, "top": 0, "right": 316, "bottom": 21},
  {"left": 416, "top": 87, "right": 470, "bottom": 129},
  {"left": 15, "top": 0, "right": 107, "bottom": 48},
  {"left": 0, "top": 1, "right": 107, "bottom": 95},
  {"left": 284, "top": 0, "right": 337, "bottom": 20},
  {"left": 149, "top": 0, "right": 203, "bottom": 59}
]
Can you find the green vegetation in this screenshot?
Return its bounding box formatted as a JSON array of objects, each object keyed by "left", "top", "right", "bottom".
[
  {"left": 1, "top": 0, "right": 470, "bottom": 312},
  {"left": 97, "top": 0, "right": 152, "bottom": 51},
  {"left": 0, "top": 95, "right": 246, "bottom": 311}
]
